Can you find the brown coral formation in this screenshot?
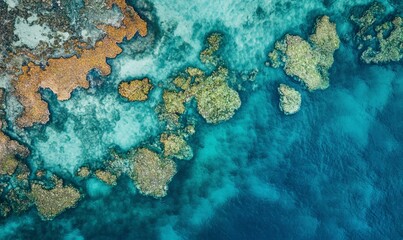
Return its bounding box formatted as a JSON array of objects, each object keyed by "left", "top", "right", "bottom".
[
  {"left": 200, "top": 33, "right": 223, "bottom": 66},
  {"left": 118, "top": 78, "right": 153, "bottom": 101},
  {"left": 351, "top": 3, "right": 403, "bottom": 64},
  {"left": 160, "top": 133, "right": 193, "bottom": 160},
  {"left": 30, "top": 177, "right": 81, "bottom": 220},
  {"left": 95, "top": 170, "right": 117, "bottom": 185},
  {"left": 13, "top": 0, "right": 148, "bottom": 127},
  {"left": 267, "top": 16, "right": 340, "bottom": 91},
  {"left": 130, "top": 148, "right": 176, "bottom": 198}
]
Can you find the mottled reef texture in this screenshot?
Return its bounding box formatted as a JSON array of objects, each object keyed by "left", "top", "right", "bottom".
[
  {"left": 82, "top": 32, "right": 241, "bottom": 199},
  {"left": 118, "top": 78, "right": 153, "bottom": 101},
  {"left": 278, "top": 84, "right": 301, "bottom": 115},
  {"left": 351, "top": 2, "right": 403, "bottom": 64},
  {"left": 0, "top": 0, "right": 147, "bottom": 220},
  {"left": 268, "top": 16, "right": 340, "bottom": 91},
  {"left": 13, "top": 0, "right": 148, "bottom": 127}
]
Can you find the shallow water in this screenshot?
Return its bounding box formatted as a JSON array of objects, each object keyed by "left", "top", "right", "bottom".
[{"left": 1, "top": 0, "right": 402, "bottom": 239}]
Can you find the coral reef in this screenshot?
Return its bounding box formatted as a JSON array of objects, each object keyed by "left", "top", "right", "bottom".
[
  {"left": 76, "top": 166, "right": 91, "bottom": 178},
  {"left": 12, "top": 0, "right": 148, "bottom": 127},
  {"left": 200, "top": 33, "right": 223, "bottom": 66},
  {"left": 162, "top": 66, "right": 241, "bottom": 125},
  {"left": 95, "top": 170, "right": 117, "bottom": 185},
  {"left": 129, "top": 148, "right": 176, "bottom": 198},
  {"left": 118, "top": 78, "right": 153, "bottom": 101},
  {"left": 267, "top": 16, "right": 340, "bottom": 91},
  {"left": 30, "top": 177, "right": 81, "bottom": 220},
  {"left": 351, "top": 3, "right": 402, "bottom": 64},
  {"left": 278, "top": 84, "right": 302, "bottom": 115},
  {"left": 160, "top": 133, "right": 193, "bottom": 160},
  {"left": 192, "top": 67, "right": 241, "bottom": 124}
]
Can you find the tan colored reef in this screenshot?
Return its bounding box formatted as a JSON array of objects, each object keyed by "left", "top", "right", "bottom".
[
  {"left": 163, "top": 66, "right": 241, "bottom": 125},
  {"left": 76, "top": 166, "right": 91, "bottom": 178},
  {"left": 200, "top": 33, "right": 223, "bottom": 66},
  {"left": 130, "top": 148, "right": 177, "bottom": 198},
  {"left": 351, "top": 3, "right": 403, "bottom": 64},
  {"left": 278, "top": 84, "right": 301, "bottom": 115},
  {"left": 13, "top": 0, "right": 148, "bottom": 127},
  {"left": 118, "top": 78, "right": 153, "bottom": 101},
  {"left": 268, "top": 16, "right": 340, "bottom": 91},
  {"left": 160, "top": 133, "right": 193, "bottom": 160},
  {"left": 95, "top": 170, "right": 118, "bottom": 185},
  {"left": 30, "top": 177, "right": 81, "bottom": 220}
]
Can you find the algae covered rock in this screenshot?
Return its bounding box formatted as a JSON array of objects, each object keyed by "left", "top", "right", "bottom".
[
  {"left": 160, "top": 133, "right": 193, "bottom": 160},
  {"left": 118, "top": 78, "right": 153, "bottom": 101},
  {"left": 267, "top": 16, "right": 340, "bottom": 91},
  {"left": 130, "top": 148, "right": 176, "bottom": 198},
  {"left": 278, "top": 84, "right": 302, "bottom": 115},
  {"left": 30, "top": 178, "right": 81, "bottom": 220}
]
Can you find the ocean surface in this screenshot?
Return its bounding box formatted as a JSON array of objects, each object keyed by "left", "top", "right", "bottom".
[{"left": 1, "top": 0, "right": 402, "bottom": 239}]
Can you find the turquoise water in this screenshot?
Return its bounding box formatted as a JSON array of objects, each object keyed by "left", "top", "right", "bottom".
[{"left": 1, "top": 0, "right": 402, "bottom": 239}]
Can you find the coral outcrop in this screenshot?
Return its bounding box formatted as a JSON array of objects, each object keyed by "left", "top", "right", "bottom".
[
  {"left": 267, "top": 16, "right": 340, "bottom": 91},
  {"left": 160, "top": 133, "right": 193, "bottom": 160},
  {"left": 95, "top": 170, "right": 118, "bottom": 185},
  {"left": 118, "top": 78, "right": 153, "bottom": 101},
  {"left": 278, "top": 84, "right": 302, "bottom": 115},
  {"left": 130, "top": 148, "right": 176, "bottom": 198},
  {"left": 351, "top": 3, "right": 403, "bottom": 64},
  {"left": 30, "top": 177, "right": 81, "bottom": 220}
]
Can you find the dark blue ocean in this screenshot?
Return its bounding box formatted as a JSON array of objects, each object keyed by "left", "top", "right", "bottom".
[{"left": 1, "top": 0, "right": 402, "bottom": 239}]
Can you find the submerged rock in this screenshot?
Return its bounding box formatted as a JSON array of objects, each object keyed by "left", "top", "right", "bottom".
[
  {"left": 30, "top": 177, "right": 81, "bottom": 220},
  {"left": 118, "top": 78, "right": 153, "bottom": 102},
  {"left": 130, "top": 148, "right": 176, "bottom": 198},
  {"left": 278, "top": 84, "right": 302, "bottom": 115},
  {"left": 267, "top": 16, "right": 340, "bottom": 91}
]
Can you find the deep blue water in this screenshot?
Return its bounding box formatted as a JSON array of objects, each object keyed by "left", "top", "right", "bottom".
[{"left": 1, "top": 0, "right": 402, "bottom": 239}]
